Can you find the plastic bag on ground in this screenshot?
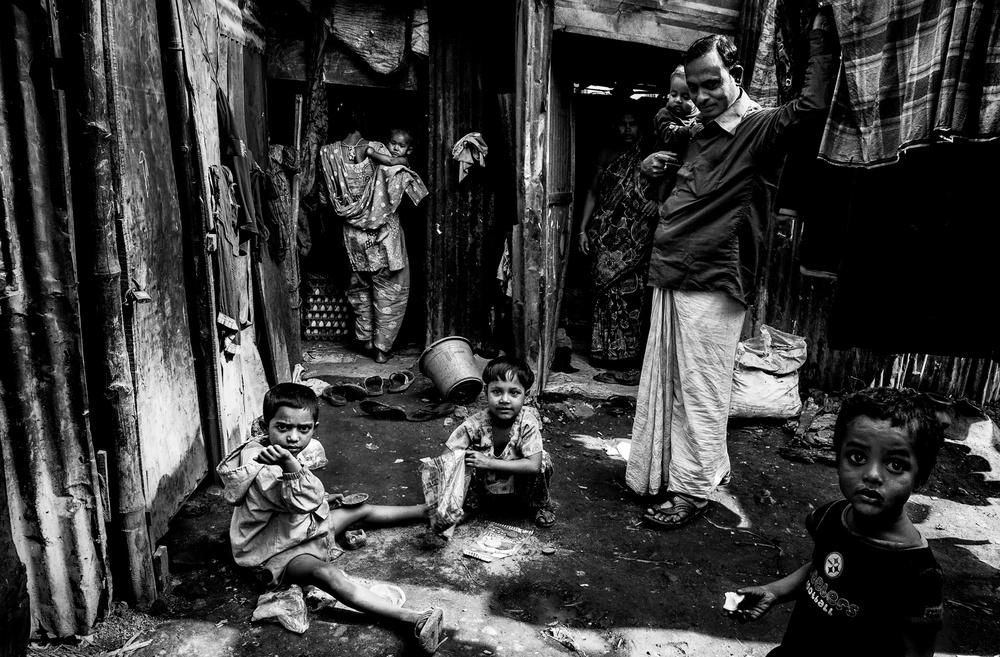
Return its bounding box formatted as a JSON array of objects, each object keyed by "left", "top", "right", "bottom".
[
  {"left": 419, "top": 450, "right": 471, "bottom": 539},
  {"left": 730, "top": 325, "right": 806, "bottom": 419},
  {"left": 251, "top": 584, "right": 309, "bottom": 634}
]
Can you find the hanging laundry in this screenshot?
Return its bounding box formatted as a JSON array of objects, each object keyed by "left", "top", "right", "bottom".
[
  {"left": 451, "top": 132, "right": 488, "bottom": 182},
  {"left": 820, "top": 0, "right": 1000, "bottom": 166}
]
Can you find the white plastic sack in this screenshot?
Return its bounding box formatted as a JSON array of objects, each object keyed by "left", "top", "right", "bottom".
[
  {"left": 729, "top": 325, "right": 806, "bottom": 419},
  {"left": 252, "top": 584, "right": 309, "bottom": 634}
]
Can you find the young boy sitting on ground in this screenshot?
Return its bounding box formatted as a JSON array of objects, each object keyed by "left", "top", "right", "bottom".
[
  {"left": 727, "top": 387, "right": 945, "bottom": 656},
  {"left": 442, "top": 356, "right": 557, "bottom": 528},
  {"left": 217, "top": 382, "right": 445, "bottom": 653}
]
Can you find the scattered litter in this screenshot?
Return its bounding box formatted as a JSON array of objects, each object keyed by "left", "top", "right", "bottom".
[
  {"left": 444, "top": 417, "right": 454, "bottom": 426},
  {"left": 723, "top": 591, "right": 745, "bottom": 611},
  {"left": 394, "top": 459, "right": 405, "bottom": 464},
  {"left": 463, "top": 522, "right": 533, "bottom": 562},
  {"left": 365, "top": 443, "right": 379, "bottom": 451},
  {"left": 542, "top": 546, "right": 556, "bottom": 555},
  {"left": 454, "top": 405, "right": 469, "bottom": 419},
  {"left": 543, "top": 624, "right": 585, "bottom": 653},
  {"left": 252, "top": 584, "right": 309, "bottom": 634}
]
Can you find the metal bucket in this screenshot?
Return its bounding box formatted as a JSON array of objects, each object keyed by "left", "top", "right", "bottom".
[{"left": 418, "top": 336, "right": 483, "bottom": 405}]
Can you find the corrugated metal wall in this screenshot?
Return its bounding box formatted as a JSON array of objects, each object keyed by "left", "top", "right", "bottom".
[
  {"left": 425, "top": 1, "right": 514, "bottom": 351},
  {"left": 0, "top": 1, "right": 109, "bottom": 636}
]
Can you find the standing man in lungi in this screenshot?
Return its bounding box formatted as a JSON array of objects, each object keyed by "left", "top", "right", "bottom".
[{"left": 627, "top": 5, "right": 839, "bottom": 529}]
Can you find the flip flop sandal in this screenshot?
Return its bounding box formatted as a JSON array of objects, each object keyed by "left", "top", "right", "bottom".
[
  {"left": 415, "top": 608, "right": 445, "bottom": 654},
  {"left": 593, "top": 371, "right": 618, "bottom": 384},
  {"left": 320, "top": 389, "right": 348, "bottom": 406},
  {"left": 359, "top": 399, "right": 408, "bottom": 421},
  {"left": 534, "top": 507, "right": 557, "bottom": 528},
  {"left": 329, "top": 382, "right": 368, "bottom": 402},
  {"left": 386, "top": 370, "right": 415, "bottom": 394},
  {"left": 363, "top": 375, "right": 385, "bottom": 397},
  {"left": 613, "top": 369, "right": 641, "bottom": 386},
  {"left": 642, "top": 499, "right": 707, "bottom": 531},
  {"left": 405, "top": 402, "right": 455, "bottom": 422}
]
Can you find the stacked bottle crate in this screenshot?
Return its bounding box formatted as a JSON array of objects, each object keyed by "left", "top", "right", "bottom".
[{"left": 303, "top": 275, "right": 352, "bottom": 340}]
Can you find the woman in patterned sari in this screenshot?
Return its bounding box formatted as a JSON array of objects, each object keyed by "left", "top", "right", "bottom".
[{"left": 578, "top": 104, "right": 658, "bottom": 379}]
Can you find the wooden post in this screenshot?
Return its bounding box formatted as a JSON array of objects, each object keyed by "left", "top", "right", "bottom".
[
  {"left": 0, "top": 411, "right": 29, "bottom": 655},
  {"left": 511, "top": 0, "right": 554, "bottom": 382},
  {"left": 67, "top": 0, "right": 157, "bottom": 608}
]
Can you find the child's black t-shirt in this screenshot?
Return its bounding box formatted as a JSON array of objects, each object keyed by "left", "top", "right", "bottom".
[{"left": 770, "top": 499, "right": 944, "bottom": 657}]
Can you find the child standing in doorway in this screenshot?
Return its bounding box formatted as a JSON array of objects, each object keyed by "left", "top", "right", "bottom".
[
  {"left": 217, "top": 383, "right": 445, "bottom": 653},
  {"left": 442, "top": 356, "right": 557, "bottom": 528},
  {"left": 652, "top": 64, "right": 700, "bottom": 203},
  {"left": 727, "top": 387, "right": 945, "bottom": 657}
]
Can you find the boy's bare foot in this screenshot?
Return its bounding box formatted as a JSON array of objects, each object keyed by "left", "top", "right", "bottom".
[{"left": 375, "top": 349, "right": 391, "bottom": 364}]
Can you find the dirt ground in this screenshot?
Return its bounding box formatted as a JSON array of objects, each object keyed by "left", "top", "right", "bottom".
[{"left": 30, "top": 351, "right": 1000, "bottom": 657}]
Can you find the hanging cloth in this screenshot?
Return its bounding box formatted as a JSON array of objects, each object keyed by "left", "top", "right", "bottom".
[
  {"left": 820, "top": 0, "right": 1000, "bottom": 166},
  {"left": 451, "top": 132, "right": 488, "bottom": 182}
]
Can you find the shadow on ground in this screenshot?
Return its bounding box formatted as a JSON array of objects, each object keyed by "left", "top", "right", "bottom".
[{"left": 73, "top": 365, "right": 1000, "bottom": 657}]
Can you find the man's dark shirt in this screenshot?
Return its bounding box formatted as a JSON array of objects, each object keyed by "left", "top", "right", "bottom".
[{"left": 647, "top": 22, "right": 839, "bottom": 306}]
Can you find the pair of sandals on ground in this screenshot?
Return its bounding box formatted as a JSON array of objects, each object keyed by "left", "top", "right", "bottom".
[
  {"left": 320, "top": 370, "right": 415, "bottom": 406},
  {"left": 642, "top": 492, "right": 708, "bottom": 531}
]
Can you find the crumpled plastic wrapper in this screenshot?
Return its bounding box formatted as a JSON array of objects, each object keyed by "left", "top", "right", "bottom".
[{"left": 251, "top": 584, "right": 309, "bottom": 634}]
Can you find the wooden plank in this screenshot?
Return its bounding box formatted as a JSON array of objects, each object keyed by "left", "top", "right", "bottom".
[
  {"left": 554, "top": 0, "right": 739, "bottom": 51},
  {"left": 112, "top": 0, "right": 207, "bottom": 542},
  {"left": 512, "top": 0, "right": 554, "bottom": 383},
  {"left": 543, "top": 48, "right": 576, "bottom": 391},
  {"left": 329, "top": 0, "right": 409, "bottom": 75}
]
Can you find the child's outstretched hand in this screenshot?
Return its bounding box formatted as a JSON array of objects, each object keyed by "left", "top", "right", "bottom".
[
  {"left": 726, "top": 586, "right": 778, "bottom": 623},
  {"left": 327, "top": 492, "right": 345, "bottom": 508}
]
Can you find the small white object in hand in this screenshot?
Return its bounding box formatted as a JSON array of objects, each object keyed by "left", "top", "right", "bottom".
[{"left": 724, "top": 591, "right": 745, "bottom": 612}]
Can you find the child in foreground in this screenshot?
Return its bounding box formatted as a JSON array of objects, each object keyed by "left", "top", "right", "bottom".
[
  {"left": 728, "top": 387, "right": 945, "bottom": 657},
  {"left": 652, "top": 64, "right": 700, "bottom": 203},
  {"left": 217, "top": 383, "right": 445, "bottom": 653},
  {"left": 442, "top": 356, "right": 557, "bottom": 528}
]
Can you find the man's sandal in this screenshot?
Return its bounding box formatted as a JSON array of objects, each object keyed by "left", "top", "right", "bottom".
[
  {"left": 534, "top": 507, "right": 557, "bottom": 528},
  {"left": 415, "top": 607, "right": 446, "bottom": 654},
  {"left": 642, "top": 496, "right": 707, "bottom": 531}
]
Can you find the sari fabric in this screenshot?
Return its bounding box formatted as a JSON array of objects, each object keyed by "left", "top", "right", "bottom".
[
  {"left": 318, "top": 140, "right": 428, "bottom": 350},
  {"left": 318, "top": 140, "right": 428, "bottom": 272},
  {"left": 586, "top": 141, "right": 654, "bottom": 363}
]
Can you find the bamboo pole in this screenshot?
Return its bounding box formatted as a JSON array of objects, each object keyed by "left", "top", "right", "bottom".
[{"left": 69, "top": 0, "right": 157, "bottom": 607}]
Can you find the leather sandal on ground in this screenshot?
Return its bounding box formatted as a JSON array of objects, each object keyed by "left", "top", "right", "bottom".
[
  {"left": 405, "top": 402, "right": 454, "bottom": 422},
  {"left": 363, "top": 375, "right": 385, "bottom": 397},
  {"left": 415, "top": 608, "right": 446, "bottom": 654},
  {"left": 358, "top": 399, "right": 408, "bottom": 421},
  {"left": 319, "top": 388, "right": 348, "bottom": 406},
  {"left": 387, "top": 370, "right": 415, "bottom": 394},
  {"left": 642, "top": 496, "right": 707, "bottom": 531},
  {"left": 329, "top": 382, "right": 368, "bottom": 401}
]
